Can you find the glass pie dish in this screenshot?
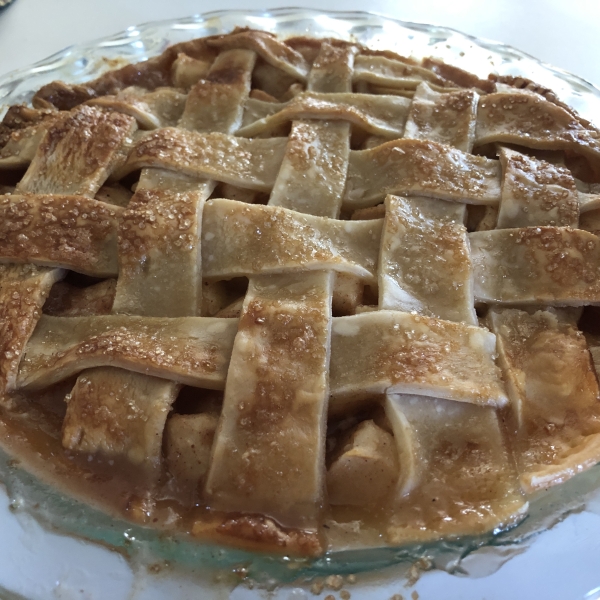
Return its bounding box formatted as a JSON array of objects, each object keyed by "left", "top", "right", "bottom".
[{"left": 2, "top": 8, "right": 600, "bottom": 598}]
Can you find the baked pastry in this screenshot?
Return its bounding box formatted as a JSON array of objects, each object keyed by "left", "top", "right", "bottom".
[{"left": 1, "top": 27, "right": 600, "bottom": 558}]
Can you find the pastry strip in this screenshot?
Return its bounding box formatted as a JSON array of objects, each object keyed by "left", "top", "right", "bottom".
[
  {"left": 112, "top": 170, "right": 211, "bottom": 316},
  {"left": 117, "top": 129, "right": 287, "bottom": 191},
  {"left": 206, "top": 43, "right": 356, "bottom": 531},
  {"left": 378, "top": 195, "right": 476, "bottom": 324},
  {"left": 87, "top": 87, "right": 188, "bottom": 129},
  {"left": 0, "top": 120, "right": 59, "bottom": 170},
  {"left": 62, "top": 367, "right": 180, "bottom": 468},
  {"left": 180, "top": 49, "right": 257, "bottom": 133},
  {"left": 352, "top": 55, "right": 446, "bottom": 89},
  {"left": 0, "top": 265, "right": 64, "bottom": 398},
  {"left": 329, "top": 310, "right": 507, "bottom": 409},
  {"left": 384, "top": 394, "right": 526, "bottom": 543},
  {"left": 476, "top": 91, "right": 600, "bottom": 163},
  {"left": 17, "top": 106, "right": 137, "bottom": 197},
  {"left": 470, "top": 227, "right": 600, "bottom": 305},
  {"left": 0, "top": 194, "right": 121, "bottom": 277},
  {"left": 403, "top": 82, "right": 479, "bottom": 152},
  {"left": 18, "top": 315, "right": 238, "bottom": 390},
  {"left": 236, "top": 91, "right": 410, "bottom": 138},
  {"left": 267, "top": 119, "right": 351, "bottom": 217},
  {"left": 202, "top": 199, "right": 382, "bottom": 282},
  {"left": 496, "top": 147, "right": 579, "bottom": 228},
  {"left": 343, "top": 139, "right": 501, "bottom": 209},
  {"left": 205, "top": 272, "right": 333, "bottom": 528}
]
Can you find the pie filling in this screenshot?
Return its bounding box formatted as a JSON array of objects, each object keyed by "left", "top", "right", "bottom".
[{"left": 1, "top": 28, "right": 600, "bottom": 557}]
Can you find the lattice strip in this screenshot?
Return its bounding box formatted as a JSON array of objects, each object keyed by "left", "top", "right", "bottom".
[
  {"left": 404, "top": 82, "right": 479, "bottom": 152},
  {"left": 0, "top": 194, "right": 121, "bottom": 277},
  {"left": 16, "top": 106, "right": 137, "bottom": 196},
  {"left": 236, "top": 91, "right": 410, "bottom": 138},
  {"left": 329, "top": 311, "right": 507, "bottom": 411},
  {"left": 18, "top": 315, "right": 237, "bottom": 390},
  {"left": 476, "top": 90, "right": 600, "bottom": 163},
  {"left": 205, "top": 43, "right": 356, "bottom": 530},
  {"left": 0, "top": 265, "right": 63, "bottom": 399},
  {"left": 117, "top": 129, "right": 287, "bottom": 191},
  {"left": 61, "top": 49, "right": 257, "bottom": 468},
  {"left": 112, "top": 169, "right": 211, "bottom": 316},
  {"left": 205, "top": 271, "right": 333, "bottom": 528},
  {"left": 384, "top": 394, "right": 526, "bottom": 543},
  {"left": 179, "top": 49, "right": 256, "bottom": 133},
  {"left": 87, "top": 87, "right": 188, "bottom": 129},
  {"left": 378, "top": 195, "right": 476, "bottom": 324},
  {"left": 343, "top": 139, "right": 501, "bottom": 209},
  {"left": 201, "top": 198, "right": 381, "bottom": 281},
  {"left": 352, "top": 55, "right": 446, "bottom": 90},
  {"left": 0, "top": 116, "right": 60, "bottom": 170},
  {"left": 62, "top": 367, "right": 180, "bottom": 467},
  {"left": 470, "top": 227, "right": 600, "bottom": 305},
  {"left": 496, "top": 147, "right": 579, "bottom": 228}
]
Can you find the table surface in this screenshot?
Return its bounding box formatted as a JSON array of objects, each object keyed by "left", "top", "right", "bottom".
[{"left": 2, "top": 2, "right": 600, "bottom": 599}]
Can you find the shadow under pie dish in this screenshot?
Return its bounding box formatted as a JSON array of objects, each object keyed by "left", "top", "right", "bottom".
[{"left": 2, "top": 10, "right": 600, "bottom": 574}]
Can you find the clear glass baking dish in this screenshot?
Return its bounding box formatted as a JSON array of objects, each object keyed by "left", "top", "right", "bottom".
[{"left": 2, "top": 6, "right": 600, "bottom": 589}]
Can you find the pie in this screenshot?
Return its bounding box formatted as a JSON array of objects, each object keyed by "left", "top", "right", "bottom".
[{"left": 1, "top": 27, "right": 600, "bottom": 559}]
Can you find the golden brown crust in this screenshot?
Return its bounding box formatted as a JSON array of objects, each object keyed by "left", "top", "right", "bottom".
[
  {"left": 490, "top": 73, "right": 597, "bottom": 130},
  {"left": 344, "top": 138, "right": 502, "bottom": 209},
  {"left": 497, "top": 147, "right": 579, "bottom": 228},
  {"left": 17, "top": 106, "right": 137, "bottom": 196},
  {"left": 118, "top": 129, "right": 287, "bottom": 191},
  {"left": 422, "top": 57, "right": 495, "bottom": 92},
  {"left": 0, "top": 195, "right": 121, "bottom": 276},
  {"left": 18, "top": 315, "right": 238, "bottom": 391},
  {"left": 32, "top": 37, "right": 219, "bottom": 110},
  {"left": 471, "top": 227, "right": 600, "bottom": 305},
  {"left": 0, "top": 105, "right": 60, "bottom": 151},
  {"left": 0, "top": 265, "right": 64, "bottom": 397}
]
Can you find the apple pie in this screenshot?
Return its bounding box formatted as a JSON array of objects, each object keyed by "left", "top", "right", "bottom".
[{"left": 1, "top": 28, "right": 600, "bottom": 557}]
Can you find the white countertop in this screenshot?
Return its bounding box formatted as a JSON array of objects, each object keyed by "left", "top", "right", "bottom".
[{"left": 1, "top": 0, "right": 600, "bottom": 89}]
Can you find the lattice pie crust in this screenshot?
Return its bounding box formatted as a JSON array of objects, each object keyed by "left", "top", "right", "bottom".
[{"left": 2, "top": 29, "right": 600, "bottom": 556}]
